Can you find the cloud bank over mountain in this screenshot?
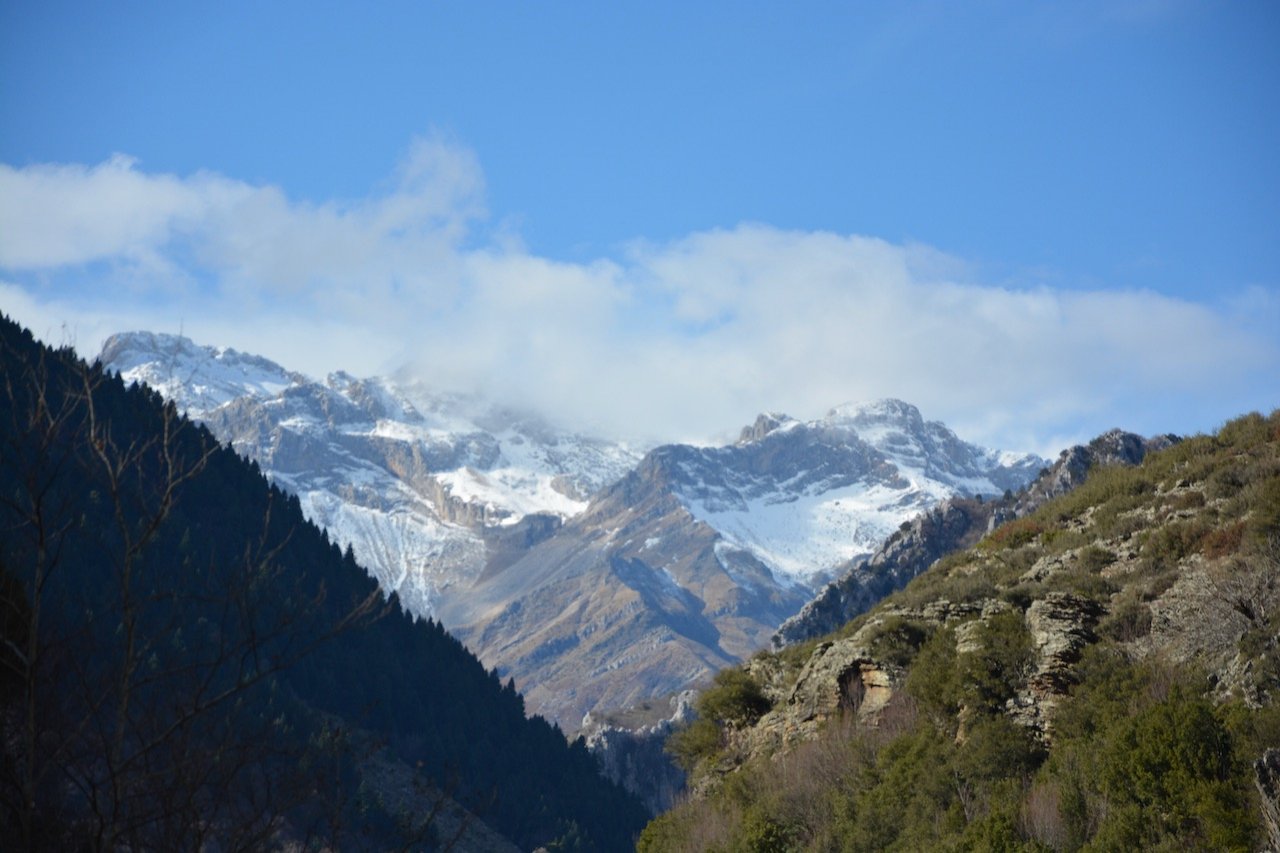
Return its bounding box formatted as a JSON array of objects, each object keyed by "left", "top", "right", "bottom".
[{"left": 2, "top": 137, "right": 1275, "bottom": 455}]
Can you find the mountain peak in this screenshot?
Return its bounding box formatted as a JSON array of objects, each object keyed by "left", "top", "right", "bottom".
[
  {"left": 737, "top": 412, "right": 796, "bottom": 444},
  {"left": 824, "top": 398, "right": 924, "bottom": 429},
  {"left": 99, "top": 330, "right": 202, "bottom": 370},
  {"left": 664, "top": 399, "right": 1046, "bottom": 583},
  {"left": 98, "top": 331, "right": 300, "bottom": 415}
]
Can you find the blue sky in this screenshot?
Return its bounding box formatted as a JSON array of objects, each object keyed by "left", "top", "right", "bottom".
[{"left": 1, "top": 1, "right": 1277, "bottom": 454}]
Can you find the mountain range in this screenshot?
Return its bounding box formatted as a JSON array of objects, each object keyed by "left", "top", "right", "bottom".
[{"left": 98, "top": 331, "right": 1045, "bottom": 724}]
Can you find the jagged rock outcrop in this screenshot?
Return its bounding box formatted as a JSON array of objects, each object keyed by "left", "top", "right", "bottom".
[
  {"left": 774, "top": 429, "right": 1178, "bottom": 649},
  {"left": 1010, "top": 592, "right": 1104, "bottom": 731},
  {"left": 772, "top": 638, "right": 898, "bottom": 733},
  {"left": 582, "top": 693, "right": 695, "bottom": 815},
  {"left": 1024, "top": 593, "right": 1103, "bottom": 694},
  {"left": 737, "top": 412, "right": 791, "bottom": 443},
  {"left": 1012, "top": 428, "right": 1178, "bottom": 515}
]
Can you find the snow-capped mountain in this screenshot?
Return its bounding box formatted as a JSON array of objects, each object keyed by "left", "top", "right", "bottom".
[
  {"left": 100, "top": 331, "right": 303, "bottom": 413},
  {"left": 98, "top": 332, "right": 642, "bottom": 615},
  {"left": 437, "top": 403, "right": 1044, "bottom": 723},
  {"left": 99, "top": 332, "right": 1046, "bottom": 725},
  {"left": 663, "top": 401, "right": 1043, "bottom": 583}
]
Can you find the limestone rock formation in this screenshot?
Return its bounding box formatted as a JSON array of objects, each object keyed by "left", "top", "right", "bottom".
[{"left": 582, "top": 692, "right": 695, "bottom": 815}]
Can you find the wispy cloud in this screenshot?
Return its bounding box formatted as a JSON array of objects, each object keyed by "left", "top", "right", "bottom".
[{"left": 1, "top": 138, "right": 1274, "bottom": 455}]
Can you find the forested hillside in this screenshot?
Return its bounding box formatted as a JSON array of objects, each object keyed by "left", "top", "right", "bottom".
[
  {"left": 643, "top": 411, "right": 1280, "bottom": 851},
  {"left": 0, "top": 315, "right": 647, "bottom": 851}
]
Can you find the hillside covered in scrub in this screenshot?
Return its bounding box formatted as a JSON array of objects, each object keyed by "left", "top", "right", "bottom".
[{"left": 642, "top": 411, "right": 1280, "bottom": 851}]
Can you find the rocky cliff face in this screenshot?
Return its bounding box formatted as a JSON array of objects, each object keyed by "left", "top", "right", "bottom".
[
  {"left": 581, "top": 693, "right": 696, "bottom": 815},
  {"left": 1257, "top": 749, "right": 1280, "bottom": 852}
]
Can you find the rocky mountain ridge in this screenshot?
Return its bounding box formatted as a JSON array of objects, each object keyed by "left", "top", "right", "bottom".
[{"left": 665, "top": 399, "right": 1043, "bottom": 583}]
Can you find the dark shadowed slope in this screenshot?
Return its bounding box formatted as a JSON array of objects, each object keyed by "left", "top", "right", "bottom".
[{"left": 0, "top": 315, "right": 647, "bottom": 852}]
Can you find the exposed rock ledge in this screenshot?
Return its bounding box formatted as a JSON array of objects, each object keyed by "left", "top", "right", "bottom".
[{"left": 744, "top": 591, "right": 1104, "bottom": 765}]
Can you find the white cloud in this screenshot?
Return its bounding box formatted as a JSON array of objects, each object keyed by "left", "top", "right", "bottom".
[
  {"left": 1, "top": 141, "right": 1275, "bottom": 457},
  {"left": 0, "top": 154, "right": 204, "bottom": 271}
]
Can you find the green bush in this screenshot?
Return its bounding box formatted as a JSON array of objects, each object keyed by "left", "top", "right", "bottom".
[
  {"left": 961, "top": 610, "right": 1035, "bottom": 713},
  {"left": 905, "top": 627, "right": 962, "bottom": 723},
  {"left": 666, "top": 717, "right": 723, "bottom": 771},
  {"left": 843, "top": 727, "right": 960, "bottom": 852},
  {"left": 635, "top": 808, "right": 695, "bottom": 853},
  {"left": 1093, "top": 692, "right": 1254, "bottom": 849},
  {"left": 665, "top": 668, "right": 773, "bottom": 773},
  {"left": 1141, "top": 519, "right": 1212, "bottom": 572},
  {"left": 736, "top": 808, "right": 797, "bottom": 853},
  {"left": 892, "top": 559, "right": 998, "bottom": 610},
  {"left": 1200, "top": 520, "right": 1246, "bottom": 558},
  {"left": 1044, "top": 464, "right": 1154, "bottom": 530},
  {"left": 699, "top": 668, "right": 772, "bottom": 727},
  {"left": 1044, "top": 650, "right": 1263, "bottom": 850},
  {"left": 1165, "top": 489, "right": 1207, "bottom": 511},
  {"left": 980, "top": 518, "right": 1045, "bottom": 551},
  {"left": 1099, "top": 598, "right": 1152, "bottom": 642},
  {"left": 1055, "top": 566, "right": 1117, "bottom": 602},
  {"left": 1248, "top": 475, "right": 1280, "bottom": 546},
  {"left": 866, "top": 616, "right": 931, "bottom": 667},
  {"left": 1075, "top": 545, "right": 1115, "bottom": 572},
  {"left": 1000, "top": 581, "right": 1046, "bottom": 611},
  {"left": 953, "top": 714, "right": 1045, "bottom": 783}
]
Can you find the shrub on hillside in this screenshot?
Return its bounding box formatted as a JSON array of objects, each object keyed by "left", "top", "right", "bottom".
[
  {"left": 700, "top": 668, "right": 772, "bottom": 728},
  {"left": 865, "top": 616, "right": 931, "bottom": 668}
]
